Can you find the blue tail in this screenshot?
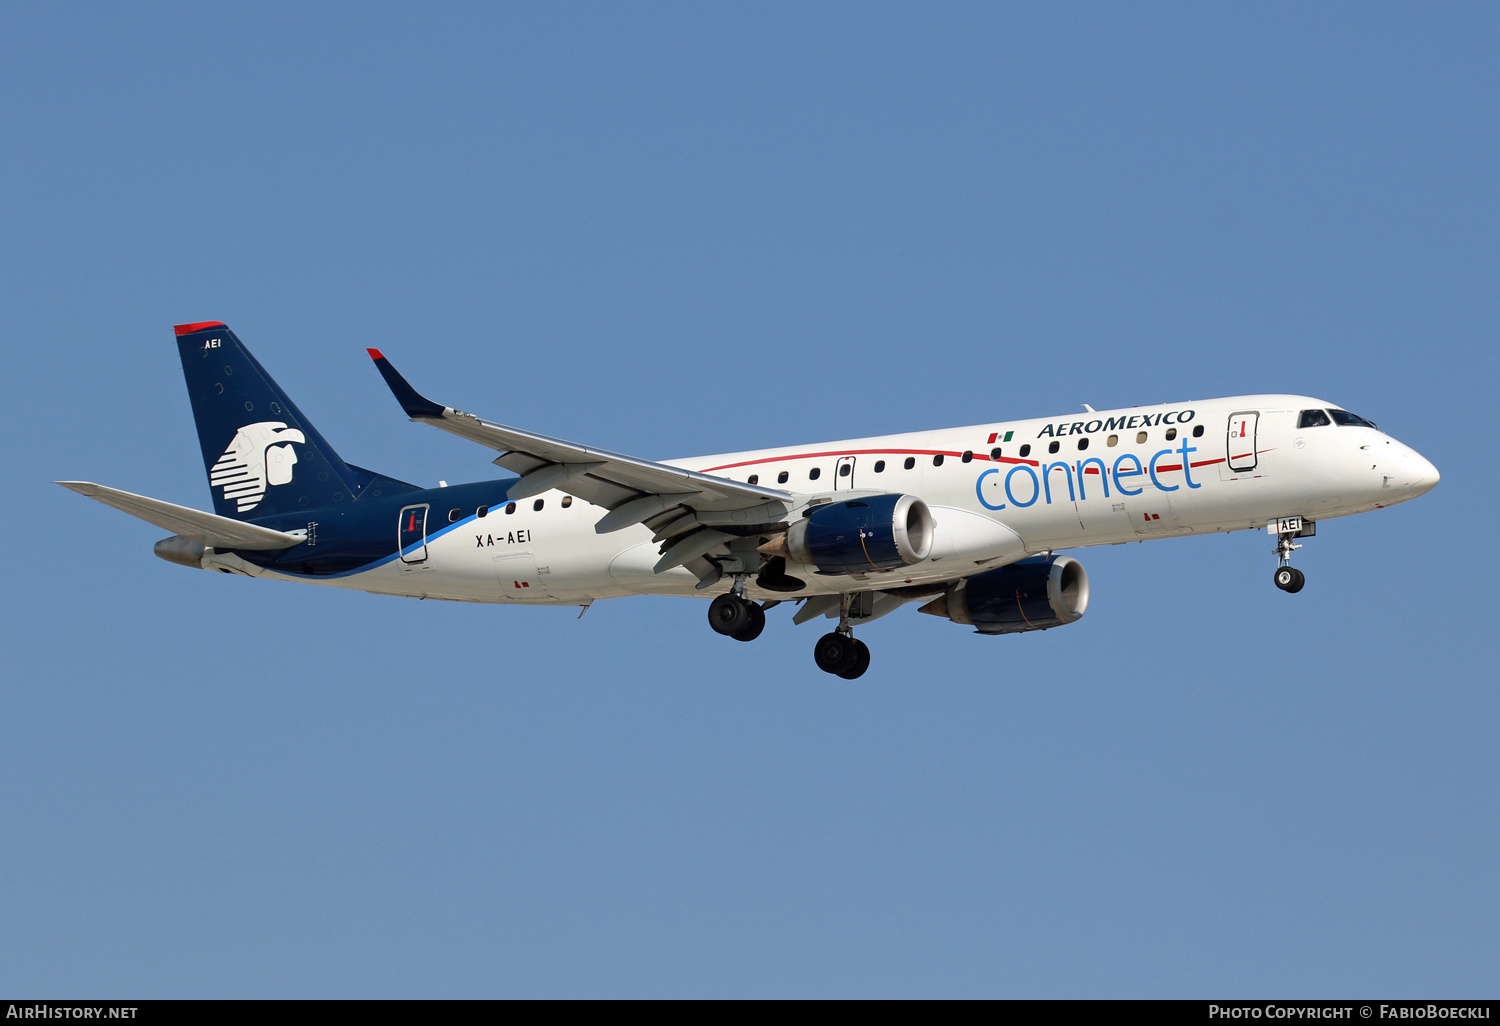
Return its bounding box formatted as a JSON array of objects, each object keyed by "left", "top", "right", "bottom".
[{"left": 173, "top": 321, "right": 417, "bottom": 520}]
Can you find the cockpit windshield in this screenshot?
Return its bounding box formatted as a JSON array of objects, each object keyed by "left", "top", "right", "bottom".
[
  {"left": 1298, "top": 409, "right": 1331, "bottom": 428},
  {"left": 1328, "top": 409, "right": 1378, "bottom": 429}
]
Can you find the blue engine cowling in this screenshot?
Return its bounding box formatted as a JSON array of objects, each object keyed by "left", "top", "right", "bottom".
[
  {"left": 782, "top": 493, "right": 934, "bottom": 575},
  {"left": 918, "top": 555, "right": 1089, "bottom": 634}
]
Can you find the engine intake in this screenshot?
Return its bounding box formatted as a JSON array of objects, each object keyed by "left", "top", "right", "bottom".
[
  {"left": 919, "top": 555, "right": 1089, "bottom": 634},
  {"left": 768, "top": 494, "right": 934, "bottom": 575}
]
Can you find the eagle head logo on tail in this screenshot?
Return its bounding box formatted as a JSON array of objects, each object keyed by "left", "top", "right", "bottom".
[{"left": 210, "top": 421, "right": 307, "bottom": 513}]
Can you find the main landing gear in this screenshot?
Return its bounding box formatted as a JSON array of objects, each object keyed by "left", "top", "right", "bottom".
[
  {"left": 708, "top": 590, "right": 765, "bottom": 641},
  {"left": 814, "top": 631, "right": 870, "bottom": 679},
  {"left": 813, "top": 593, "right": 870, "bottom": 679},
  {"left": 1273, "top": 523, "right": 1307, "bottom": 594},
  {"left": 706, "top": 580, "right": 872, "bottom": 679}
]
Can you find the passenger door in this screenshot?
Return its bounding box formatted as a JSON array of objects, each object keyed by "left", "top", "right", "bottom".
[
  {"left": 397, "top": 504, "right": 429, "bottom": 564},
  {"left": 1227, "top": 412, "right": 1259, "bottom": 472}
]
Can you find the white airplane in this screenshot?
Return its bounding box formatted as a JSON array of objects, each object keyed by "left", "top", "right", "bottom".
[{"left": 62, "top": 322, "right": 1440, "bottom": 678}]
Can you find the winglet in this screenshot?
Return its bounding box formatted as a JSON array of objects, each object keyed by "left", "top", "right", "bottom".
[{"left": 367, "top": 350, "right": 447, "bottom": 419}]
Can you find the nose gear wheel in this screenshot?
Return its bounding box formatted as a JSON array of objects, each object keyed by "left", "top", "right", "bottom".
[{"left": 1273, "top": 566, "right": 1305, "bottom": 593}]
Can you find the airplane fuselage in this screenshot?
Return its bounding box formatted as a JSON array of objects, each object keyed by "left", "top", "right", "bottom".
[{"left": 201, "top": 394, "right": 1438, "bottom": 606}]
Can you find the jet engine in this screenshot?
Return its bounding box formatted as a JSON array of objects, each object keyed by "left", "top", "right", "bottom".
[
  {"left": 918, "top": 555, "right": 1089, "bottom": 634},
  {"left": 761, "top": 494, "right": 934, "bottom": 575}
]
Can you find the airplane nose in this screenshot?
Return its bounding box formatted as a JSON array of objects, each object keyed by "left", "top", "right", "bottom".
[{"left": 1406, "top": 451, "right": 1440, "bottom": 495}]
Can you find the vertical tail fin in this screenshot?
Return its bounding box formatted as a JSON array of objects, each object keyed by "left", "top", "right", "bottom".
[{"left": 173, "top": 321, "right": 362, "bottom": 520}]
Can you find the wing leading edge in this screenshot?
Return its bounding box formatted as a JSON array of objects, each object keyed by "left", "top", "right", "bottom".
[{"left": 366, "top": 351, "right": 794, "bottom": 575}]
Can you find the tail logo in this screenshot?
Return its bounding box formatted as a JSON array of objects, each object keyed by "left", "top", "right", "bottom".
[{"left": 210, "top": 421, "right": 307, "bottom": 512}]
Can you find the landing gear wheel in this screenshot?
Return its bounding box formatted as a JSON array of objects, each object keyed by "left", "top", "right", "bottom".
[
  {"left": 1273, "top": 566, "right": 1305, "bottom": 593},
  {"left": 708, "top": 593, "right": 754, "bottom": 636},
  {"left": 731, "top": 602, "right": 766, "bottom": 642},
  {"left": 836, "top": 638, "right": 871, "bottom": 679},
  {"left": 814, "top": 632, "right": 860, "bottom": 675}
]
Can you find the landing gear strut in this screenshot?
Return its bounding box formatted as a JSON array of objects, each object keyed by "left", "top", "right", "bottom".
[
  {"left": 1273, "top": 526, "right": 1306, "bottom": 593},
  {"left": 813, "top": 594, "right": 871, "bottom": 679},
  {"left": 707, "top": 576, "right": 766, "bottom": 641}
]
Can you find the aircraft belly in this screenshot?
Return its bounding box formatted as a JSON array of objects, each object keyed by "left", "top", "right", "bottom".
[{"left": 607, "top": 541, "right": 702, "bottom": 593}]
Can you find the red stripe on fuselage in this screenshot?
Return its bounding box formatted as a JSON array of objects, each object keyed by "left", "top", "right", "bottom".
[
  {"left": 699, "top": 448, "right": 1042, "bottom": 472},
  {"left": 701, "top": 448, "right": 1270, "bottom": 478}
]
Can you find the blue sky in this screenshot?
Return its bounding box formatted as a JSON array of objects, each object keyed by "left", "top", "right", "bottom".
[{"left": 2, "top": 3, "right": 1496, "bottom": 997}]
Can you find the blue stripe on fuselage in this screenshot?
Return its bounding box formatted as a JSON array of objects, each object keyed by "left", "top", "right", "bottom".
[{"left": 234, "top": 479, "right": 520, "bottom": 580}]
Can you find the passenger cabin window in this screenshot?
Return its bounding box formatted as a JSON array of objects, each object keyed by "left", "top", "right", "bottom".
[
  {"left": 809, "top": 467, "right": 821, "bottom": 480},
  {"left": 448, "top": 508, "right": 462, "bottom": 523},
  {"left": 1018, "top": 444, "right": 1031, "bottom": 458},
  {"left": 961, "top": 450, "right": 973, "bottom": 463},
  {"left": 874, "top": 460, "right": 886, "bottom": 472},
  {"left": 748, "top": 474, "right": 758, "bottom": 485},
  {"left": 777, "top": 471, "right": 789, "bottom": 483},
  {"left": 1077, "top": 438, "right": 1089, "bottom": 450},
  {"left": 505, "top": 502, "right": 517, "bottom": 515},
  {"left": 838, "top": 463, "right": 851, "bottom": 477},
  {"left": 1328, "top": 409, "right": 1378, "bottom": 429},
  {"left": 477, "top": 505, "right": 489, "bottom": 518},
  {"left": 1165, "top": 428, "right": 1177, "bottom": 441},
  {"left": 933, "top": 454, "right": 944, "bottom": 466},
  {"left": 904, "top": 457, "right": 916, "bottom": 470},
  {"left": 1298, "top": 409, "right": 1332, "bottom": 428},
  {"left": 1048, "top": 441, "right": 1060, "bottom": 454},
  {"left": 990, "top": 447, "right": 1002, "bottom": 460},
  {"left": 1192, "top": 425, "right": 1204, "bottom": 437},
  {"left": 561, "top": 496, "right": 573, "bottom": 508},
  {"left": 533, "top": 499, "right": 544, "bottom": 511},
  {"left": 1136, "top": 431, "right": 1148, "bottom": 444},
  {"left": 1107, "top": 434, "right": 1118, "bottom": 447}
]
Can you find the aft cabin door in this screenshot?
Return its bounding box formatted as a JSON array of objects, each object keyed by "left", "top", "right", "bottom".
[
  {"left": 834, "top": 456, "right": 856, "bottom": 490},
  {"left": 398, "top": 504, "right": 429, "bottom": 564},
  {"left": 1227, "top": 412, "right": 1259, "bottom": 472}
]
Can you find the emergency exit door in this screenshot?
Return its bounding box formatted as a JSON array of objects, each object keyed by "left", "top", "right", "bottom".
[
  {"left": 834, "top": 456, "right": 856, "bottom": 490},
  {"left": 1227, "top": 412, "right": 1259, "bottom": 472}
]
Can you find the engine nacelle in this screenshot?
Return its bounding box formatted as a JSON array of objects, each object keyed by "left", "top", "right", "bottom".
[
  {"left": 154, "top": 535, "right": 208, "bottom": 569},
  {"left": 918, "top": 555, "right": 1089, "bottom": 634},
  {"left": 778, "top": 494, "right": 934, "bottom": 575}
]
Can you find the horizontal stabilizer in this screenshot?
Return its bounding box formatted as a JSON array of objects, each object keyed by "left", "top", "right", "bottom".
[{"left": 57, "top": 481, "right": 305, "bottom": 550}]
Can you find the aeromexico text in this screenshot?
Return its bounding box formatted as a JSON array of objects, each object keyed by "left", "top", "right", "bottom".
[
  {"left": 978, "top": 408, "right": 1204, "bottom": 511},
  {"left": 1034, "top": 408, "right": 1196, "bottom": 438}
]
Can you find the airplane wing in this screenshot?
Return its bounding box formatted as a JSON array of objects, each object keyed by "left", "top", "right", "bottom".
[
  {"left": 367, "top": 351, "right": 794, "bottom": 567},
  {"left": 57, "top": 481, "right": 305, "bottom": 550}
]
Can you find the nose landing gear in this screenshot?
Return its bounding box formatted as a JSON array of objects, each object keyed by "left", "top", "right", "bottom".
[{"left": 1271, "top": 517, "right": 1311, "bottom": 593}]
